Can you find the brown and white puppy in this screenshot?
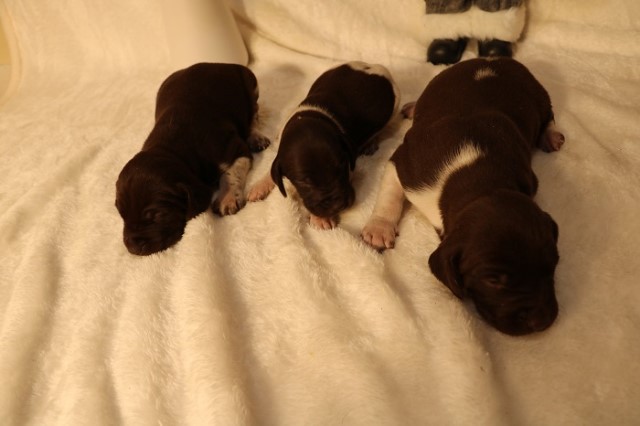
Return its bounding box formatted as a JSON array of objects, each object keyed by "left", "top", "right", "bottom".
[
  {"left": 115, "top": 62, "right": 270, "bottom": 256},
  {"left": 248, "top": 61, "right": 398, "bottom": 229},
  {"left": 362, "top": 58, "right": 565, "bottom": 335}
]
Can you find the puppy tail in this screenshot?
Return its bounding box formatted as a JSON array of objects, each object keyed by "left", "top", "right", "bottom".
[{"left": 270, "top": 156, "right": 287, "bottom": 197}]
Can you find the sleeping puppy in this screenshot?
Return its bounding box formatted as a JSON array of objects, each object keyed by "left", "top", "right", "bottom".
[
  {"left": 247, "top": 61, "right": 398, "bottom": 229},
  {"left": 362, "top": 58, "right": 565, "bottom": 335},
  {"left": 115, "top": 62, "right": 270, "bottom": 256}
]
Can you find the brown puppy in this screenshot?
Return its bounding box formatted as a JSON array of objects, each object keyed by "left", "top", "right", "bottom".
[
  {"left": 362, "top": 58, "right": 565, "bottom": 335},
  {"left": 115, "top": 63, "right": 270, "bottom": 256},
  {"left": 248, "top": 61, "right": 398, "bottom": 229}
]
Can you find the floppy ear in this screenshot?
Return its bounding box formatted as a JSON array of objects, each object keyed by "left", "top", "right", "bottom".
[
  {"left": 270, "top": 156, "right": 287, "bottom": 197},
  {"left": 340, "top": 134, "right": 356, "bottom": 171},
  {"left": 428, "top": 236, "right": 465, "bottom": 299},
  {"left": 178, "top": 180, "right": 212, "bottom": 219}
]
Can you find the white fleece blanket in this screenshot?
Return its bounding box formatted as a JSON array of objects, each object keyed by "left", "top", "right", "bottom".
[{"left": 1, "top": 0, "right": 640, "bottom": 424}]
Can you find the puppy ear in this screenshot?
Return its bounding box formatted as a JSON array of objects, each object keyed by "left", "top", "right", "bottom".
[
  {"left": 428, "top": 237, "right": 464, "bottom": 299},
  {"left": 270, "top": 156, "right": 287, "bottom": 197},
  {"left": 178, "top": 180, "right": 212, "bottom": 219},
  {"left": 342, "top": 135, "right": 356, "bottom": 171}
]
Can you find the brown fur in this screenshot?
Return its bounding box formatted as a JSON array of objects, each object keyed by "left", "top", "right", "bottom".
[
  {"left": 115, "top": 63, "right": 264, "bottom": 255},
  {"left": 393, "top": 58, "right": 563, "bottom": 335},
  {"left": 271, "top": 63, "right": 396, "bottom": 220}
]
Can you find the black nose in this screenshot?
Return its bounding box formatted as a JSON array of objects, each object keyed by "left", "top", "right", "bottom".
[
  {"left": 527, "top": 315, "right": 552, "bottom": 332},
  {"left": 524, "top": 304, "right": 558, "bottom": 332},
  {"left": 124, "top": 234, "right": 148, "bottom": 254}
]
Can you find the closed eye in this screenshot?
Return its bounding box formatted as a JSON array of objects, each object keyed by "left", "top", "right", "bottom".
[{"left": 143, "top": 209, "right": 158, "bottom": 222}]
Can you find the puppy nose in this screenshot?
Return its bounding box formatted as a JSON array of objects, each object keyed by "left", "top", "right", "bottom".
[
  {"left": 527, "top": 316, "right": 552, "bottom": 332},
  {"left": 525, "top": 306, "right": 558, "bottom": 332},
  {"left": 124, "top": 234, "right": 146, "bottom": 251}
]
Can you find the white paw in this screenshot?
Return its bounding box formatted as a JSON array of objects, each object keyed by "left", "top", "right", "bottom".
[
  {"left": 362, "top": 217, "right": 398, "bottom": 250},
  {"left": 247, "top": 175, "right": 275, "bottom": 202},
  {"left": 213, "top": 190, "right": 246, "bottom": 216},
  {"left": 309, "top": 214, "right": 338, "bottom": 230}
]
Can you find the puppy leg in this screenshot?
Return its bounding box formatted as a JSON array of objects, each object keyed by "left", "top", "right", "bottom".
[
  {"left": 539, "top": 121, "right": 565, "bottom": 153},
  {"left": 359, "top": 133, "right": 381, "bottom": 156},
  {"left": 401, "top": 102, "right": 416, "bottom": 120},
  {"left": 247, "top": 171, "right": 275, "bottom": 202},
  {"left": 247, "top": 113, "right": 271, "bottom": 153},
  {"left": 309, "top": 214, "right": 338, "bottom": 230},
  {"left": 362, "top": 162, "right": 406, "bottom": 250},
  {"left": 213, "top": 156, "right": 251, "bottom": 215}
]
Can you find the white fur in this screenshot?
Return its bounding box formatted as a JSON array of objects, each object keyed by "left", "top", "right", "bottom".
[
  {"left": 361, "top": 162, "right": 406, "bottom": 249},
  {"left": 285, "top": 104, "right": 346, "bottom": 135},
  {"left": 215, "top": 156, "right": 251, "bottom": 214},
  {"left": 474, "top": 67, "right": 497, "bottom": 80},
  {"left": 405, "top": 143, "right": 483, "bottom": 231},
  {"left": 424, "top": 5, "right": 526, "bottom": 42},
  {"left": 309, "top": 213, "right": 337, "bottom": 230},
  {"left": 247, "top": 171, "right": 275, "bottom": 202},
  {"left": 362, "top": 143, "right": 483, "bottom": 247}
]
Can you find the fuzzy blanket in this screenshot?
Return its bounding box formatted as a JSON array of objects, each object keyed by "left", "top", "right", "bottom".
[{"left": 1, "top": 0, "right": 639, "bottom": 424}]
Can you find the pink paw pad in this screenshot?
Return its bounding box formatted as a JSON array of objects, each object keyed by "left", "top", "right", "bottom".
[
  {"left": 540, "top": 128, "right": 565, "bottom": 152},
  {"left": 401, "top": 102, "right": 416, "bottom": 120}
]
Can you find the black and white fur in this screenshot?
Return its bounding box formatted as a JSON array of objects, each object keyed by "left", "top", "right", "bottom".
[{"left": 362, "top": 58, "right": 565, "bottom": 335}]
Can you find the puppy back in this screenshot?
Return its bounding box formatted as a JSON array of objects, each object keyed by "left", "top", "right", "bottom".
[
  {"left": 301, "top": 63, "right": 397, "bottom": 147},
  {"left": 414, "top": 58, "right": 553, "bottom": 146},
  {"left": 154, "top": 63, "right": 258, "bottom": 135}
]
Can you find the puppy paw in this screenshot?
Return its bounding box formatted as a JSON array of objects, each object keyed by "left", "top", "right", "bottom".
[
  {"left": 362, "top": 217, "right": 398, "bottom": 250},
  {"left": 247, "top": 176, "right": 275, "bottom": 202},
  {"left": 213, "top": 190, "right": 246, "bottom": 216},
  {"left": 247, "top": 131, "right": 271, "bottom": 153},
  {"left": 401, "top": 102, "right": 416, "bottom": 120},
  {"left": 540, "top": 125, "right": 565, "bottom": 153},
  {"left": 309, "top": 214, "right": 338, "bottom": 230}
]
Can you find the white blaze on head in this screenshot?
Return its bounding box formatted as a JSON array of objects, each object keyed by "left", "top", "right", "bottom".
[
  {"left": 346, "top": 61, "right": 392, "bottom": 79},
  {"left": 474, "top": 67, "right": 497, "bottom": 80}
]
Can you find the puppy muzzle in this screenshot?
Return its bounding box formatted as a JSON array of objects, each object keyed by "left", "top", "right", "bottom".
[
  {"left": 476, "top": 297, "right": 558, "bottom": 336},
  {"left": 305, "top": 186, "right": 355, "bottom": 219}
]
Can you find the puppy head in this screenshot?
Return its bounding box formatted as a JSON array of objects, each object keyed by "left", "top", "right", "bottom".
[
  {"left": 115, "top": 152, "right": 212, "bottom": 255},
  {"left": 271, "top": 142, "right": 355, "bottom": 219},
  {"left": 429, "top": 191, "right": 559, "bottom": 336}
]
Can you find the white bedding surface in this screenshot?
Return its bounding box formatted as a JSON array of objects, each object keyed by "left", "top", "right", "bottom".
[{"left": 1, "top": 0, "right": 640, "bottom": 424}]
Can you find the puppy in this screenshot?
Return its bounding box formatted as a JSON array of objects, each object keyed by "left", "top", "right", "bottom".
[
  {"left": 248, "top": 61, "right": 398, "bottom": 229},
  {"left": 362, "top": 58, "right": 565, "bottom": 335},
  {"left": 115, "top": 63, "right": 270, "bottom": 256}
]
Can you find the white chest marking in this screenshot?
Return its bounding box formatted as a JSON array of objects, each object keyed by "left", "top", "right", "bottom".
[{"left": 405, "top": 143, "right": 483, "bottom": 230}]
